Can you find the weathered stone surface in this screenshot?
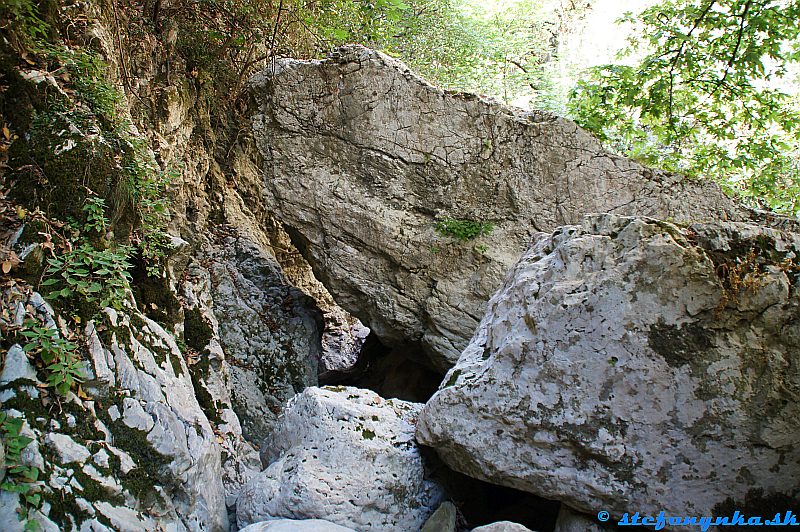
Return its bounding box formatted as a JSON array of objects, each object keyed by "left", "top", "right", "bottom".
[
  {"left": 96, "top": 309, "right": 229, "bottom": 530},
  {"left": 472, "top": 522, "right": 534, "bottom": 532},
  {"left": 417, "top": 214, "right": 800, "bottom": 519},
  {"left": 0, "top": 287, "right": 228, "bottom": 531},
  {"left": 236, "top": 386, "right": 445, "bottom": 530},
  {"left": 319, "top": 313, "right": 370, "bottom": 373},
  {"left": 270, "top": 223, "right": 371, "bottom": 375},
  {"left": 0, "top": 344, "right": 37, "bottom": 385},
  {"left": 239, "top": 519, "right": 356, "bottom": 532},
  {"left": 421, "top": 501, "right": 457, "bottom": 532},
  {"left": 204, "top": 233, "right": 323, "bottom": 443},
  {"left": 553, "top": 506, "right": 610, "bottom": 532},
  {"left": 44, "top": 433, "right": 91, "bottom": 465},
  {"left": 249, "top": 45, "right": 755, "bottom": 370}
]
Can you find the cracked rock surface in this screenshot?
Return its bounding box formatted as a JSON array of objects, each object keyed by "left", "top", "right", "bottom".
[
  {"left": 249, "top": 45, "right": 755, "bottom": 370},
  {"left": 416, "top": 214, "right": 800, "bottom": 520}
]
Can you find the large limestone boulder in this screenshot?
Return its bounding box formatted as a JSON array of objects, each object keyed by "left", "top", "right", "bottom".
[
  {"left": 417, "top": 214, "right": 800, "bottom": 519},
  {"left": 248, "top": 45, "right": 755, "bottom": 370},
  {"left": 236, "top": 386, "right": 444, "bottom": 530}
]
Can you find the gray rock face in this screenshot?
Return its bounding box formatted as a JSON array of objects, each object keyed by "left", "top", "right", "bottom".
[
  {"left": 417, "top": 214, "right": 800, "bottom": 519},
  {"left": 239, "top": 519, "right": 356, "bottom": 532},
  {"left": 249, "top": 45, "right": 752, "bottom": 370},
  {"left": 44, "top": 433, "right": 91, "bottom": 465},
  {"left": 236, "top": 386, "right": 445, "bottom": 531},
  {"left": 205, "top": 234, "right": 323, "bottom": 443},
  {"left": 421, "top": 501, "right": 457, "bottom": 532},
  {"left": 0, "top": 287, "right": 228, "bottom": 531},
  {"left": 0, "top": 345, "right": 37, "bottom": 385}
]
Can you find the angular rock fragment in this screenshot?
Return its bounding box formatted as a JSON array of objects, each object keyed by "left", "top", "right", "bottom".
[
  {"left": 421, "top": 501, "right": 457, "bottom": 532},
  {"left": 472, "top": 522, "right": 535, "bottom": 532},
  {"left": 553, "top": 506, "right": 610, "bottom": 532},
  {"left": 239, "top": 519, "right": 356, "bottom": 532}
]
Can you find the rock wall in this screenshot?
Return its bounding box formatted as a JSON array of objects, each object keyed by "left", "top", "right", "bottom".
[
  {"left": 417, "top": 214, "right": 800, "bottom": 520},
  {"left": 0, "top": 285, "right": 228, "bottom": 531},
  {"left": 82, "top": 3, "right": 365, "bottom": 446},
  {"left": 248, "top": 45, "right": 756, "bottom": 370}
]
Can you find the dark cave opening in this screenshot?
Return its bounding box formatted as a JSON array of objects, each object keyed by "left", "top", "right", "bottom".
[
  {"left": 318, "top": 331, "right": 444, "bottom": 404},
  {"left": 423, "top": 448, "right": 563, "bottom": 531}
]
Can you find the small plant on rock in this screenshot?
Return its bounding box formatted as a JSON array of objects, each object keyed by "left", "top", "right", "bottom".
[
  {"left": 0, "top": 412, "right": 42, "bottom": 530},
  {"left": 435, "top": 217, "right": 493, "bottom": 242},
  {"left": 42, "top": 243, "right": 133, "bottom": 312},
  {"left": 41, "top": 196, "right": 134, "bottom": 313},
  {"left": 20, "top": 320, "right": 84, "bottom": 396}
]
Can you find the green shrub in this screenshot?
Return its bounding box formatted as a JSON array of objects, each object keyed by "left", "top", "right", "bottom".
[
  {"left": 42, "top": 243, "right": 133, "bottom": 313},
  {"left": 435, "top": 217, "right": 493, "bottom": 241}
]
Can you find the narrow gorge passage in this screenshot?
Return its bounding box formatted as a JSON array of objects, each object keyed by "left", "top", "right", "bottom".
[{"left": 1, "top": 1, "right": 798, "bottom": 528}]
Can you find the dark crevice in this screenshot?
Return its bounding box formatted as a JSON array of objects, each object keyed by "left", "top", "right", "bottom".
[
  {"left": 319, "top": 332, "right": 443, "bottom": 403},
  {"left": 422, "top": 447, "right": 562, "bottom": 531}
]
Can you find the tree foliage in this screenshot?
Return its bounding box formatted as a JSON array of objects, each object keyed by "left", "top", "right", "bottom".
[
  {"left": 155, "top": 0, "right": 564, "bottom": 108},
  {"left": 390, "top": 0, "right": 562, "bottom": 107},
  {"left": 568, "top": 0, "right": 800, "bottom": 216}
]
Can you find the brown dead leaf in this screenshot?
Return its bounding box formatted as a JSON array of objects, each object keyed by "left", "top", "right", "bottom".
[{"left": 20, "top": 51, "right": 36, "bottom": 65}]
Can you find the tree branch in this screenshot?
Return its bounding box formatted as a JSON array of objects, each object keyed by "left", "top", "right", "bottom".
[{"left": 667, "top": 0, "right": 717, "bottom": 129}]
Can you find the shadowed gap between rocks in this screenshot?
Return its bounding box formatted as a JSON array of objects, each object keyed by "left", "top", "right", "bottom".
[
  {"left": 313, "top": 331, "right": 570, "bottom": 531},
  {"left": 423, "top": 448, "right": 563, "bottom": 531},
  {"left": 319, "top": 332, "right": 443, "bottom": 404}
]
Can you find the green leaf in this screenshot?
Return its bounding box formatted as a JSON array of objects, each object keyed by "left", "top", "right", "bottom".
[{"left": 0, "top": 482, "right": 28, "bottom": 493}]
